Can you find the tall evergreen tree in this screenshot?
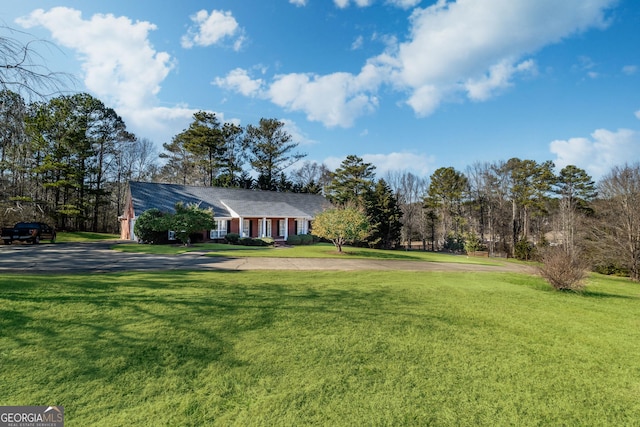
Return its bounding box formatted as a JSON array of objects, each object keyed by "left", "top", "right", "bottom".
[
  {"left": 28, "top": 94, "right": 92, "bottom": 228},
  {"left": 244, "top": 118, "right": 305, "bottom": 191},
  {"left": 365, "top": 179, "right": 403, "bottom": 249},
  {"left": 326, "top": 155, "right": 376, "bottom": 205},
  {"left": 555, "top": 165, "right": 596, "bottom": 255},
  {"left": 85, "top": 97, "right": 134, "bottom": 232},
  {"left": 215, "top": 122, "right": 245, "bottom": 187},
  {"left": 177, "top": 111, "right": 225, "bottom": 186},
  {"left": 427, "top": 166, "right": 469, "bottom": 248},
  {"left": 502, "top": 158, "right": 555, "bottom": 257},
  {"left": 23, "top": 93, "right": 133, "bottom": 231},
  {"left": 159, "top": 135, "right": 197, "bottom": 185}
]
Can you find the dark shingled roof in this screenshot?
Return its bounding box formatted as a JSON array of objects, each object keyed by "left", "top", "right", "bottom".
[{"left": 129, "top": 181, "right": 332, "bottom": 218}]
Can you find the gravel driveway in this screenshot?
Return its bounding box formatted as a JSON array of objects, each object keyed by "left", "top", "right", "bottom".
[{"left": 0, "top": 241, "right": 535, "bottom": 274}]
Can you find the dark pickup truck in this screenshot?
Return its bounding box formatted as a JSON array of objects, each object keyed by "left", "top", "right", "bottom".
[{"left": 1, "top": 222, "right": 57, "bottom": 244}]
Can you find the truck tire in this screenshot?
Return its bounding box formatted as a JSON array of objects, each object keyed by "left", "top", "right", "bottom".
[
  {"left": 33, "top": 236, "right": 40, "bottom": 244},
  {"left": 3, "top": 239, "right": 10, "bottom": 245}
]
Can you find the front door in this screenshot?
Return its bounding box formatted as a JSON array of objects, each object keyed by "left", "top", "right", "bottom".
[
  {"left": 243, "top": 219, "right": 251, "bottom": 237},
  {"left": 259, "top": 219, "right": 272, "bottom": 237}
]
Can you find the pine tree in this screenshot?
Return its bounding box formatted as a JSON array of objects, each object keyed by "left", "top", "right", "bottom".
[
  {"left": 427, "top": 167, "right": 469, "bottom": 247},
  {"left": 244, "top": 118, "right": 305, "bottom": 190},
  {"left": 365, "top": 179, "right": 403, "bottom": 249},
  {"left": 177, "top": 111, "right": 225, "bottom": 186},
  {"left": 555, "top": 165, "right": 596, "bottom": 255},
  {"left": 326, "top": 155, "right": 376, "bottom": 205}
]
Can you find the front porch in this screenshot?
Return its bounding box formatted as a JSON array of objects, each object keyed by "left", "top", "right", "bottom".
[{"left": 206, "top": 217, "right": 312, "bottom": 242}]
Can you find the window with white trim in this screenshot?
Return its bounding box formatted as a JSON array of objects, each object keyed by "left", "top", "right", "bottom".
[
  {"left": 210, "top": 220, "right": 228, "bottom": 239},
  {"left": 278, "top": 219, "right": 286, "bottom": 237},
  {"left": 296, "top": 219, "right": 305, "bottom": 235}
]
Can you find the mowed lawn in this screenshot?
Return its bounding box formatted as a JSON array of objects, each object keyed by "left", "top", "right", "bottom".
[
  {"left": 1, "top": 270, "right": 639, "bottom": 426},
  {"left": 114, "top": 241, "right": 504, "bottom": 266}
]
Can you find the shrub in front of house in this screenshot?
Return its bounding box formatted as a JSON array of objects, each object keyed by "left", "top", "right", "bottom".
[
  {"left": 286, "top": 234, "right": 314, "bottom": 246},
  {"left": 238, "top": 237, "right": 271, "bottom": 246},
  {"left": 286, "top": 235, "right": 302, "bottom": 245},
  {"left": 286, "top": 235, "right": 301, "bottom": 245},
  {"left": 260, "top": 237, "right": 275, "bottom": 246},
  {"left": 238, "top": 237, "right": 253, "bottom": 246},
  {"left": 299, "top": 234, "right": 314, "bottom": 245},
  {"left": 134, "top": 208, "right": 169, "bottom": 244},
  {"left": 225, "top": 233, "right": 240, "bottom": 244}
]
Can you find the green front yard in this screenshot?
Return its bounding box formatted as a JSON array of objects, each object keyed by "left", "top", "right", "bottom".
[
  {"left": 114, "top": 241, "right": 502, "bottom": 265},
  {"left": 1, "top": 270, "right": 639, "bottom": 425},
  {"left": 55, "top": 231, "right": 120, "bottom": 243}
]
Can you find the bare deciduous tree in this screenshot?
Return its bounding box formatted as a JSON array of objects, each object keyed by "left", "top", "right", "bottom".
[
  {"left": 0, "top": 26, "right": 74, "bottom": 99},
  {"left": 596, "top": 163, "right": 640, "bottom": 281},
  {"left": 386, "top": 170, "right": 427, "bottom": 249}
]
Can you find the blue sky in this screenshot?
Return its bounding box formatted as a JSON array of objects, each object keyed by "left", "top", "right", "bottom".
[{"left": 3, "top": 0, "right": 639, "bottom": 180}]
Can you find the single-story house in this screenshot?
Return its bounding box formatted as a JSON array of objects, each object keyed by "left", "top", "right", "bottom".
[{"left": 119, "top": 181, "right": 333, "bottom": 242}]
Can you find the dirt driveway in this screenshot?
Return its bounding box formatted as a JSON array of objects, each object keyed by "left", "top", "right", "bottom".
[{"left": 0, "top": 241, "right": 535, "bottom": 274}]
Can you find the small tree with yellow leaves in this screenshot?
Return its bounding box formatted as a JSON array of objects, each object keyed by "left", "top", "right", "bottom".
[{"left": 312, "top": 207, "right": 370, "bottom": 253}]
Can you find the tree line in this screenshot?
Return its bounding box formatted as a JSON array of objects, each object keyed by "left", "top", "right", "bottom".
[
  {"left": 0, "top": 91, "right": 313, "bottom": 233},
  {"left": 383, "top": 160, "right": 640, "bottom": 282},
  {"left": 1, "top": 89, "right": 638, "bottom": 281}
]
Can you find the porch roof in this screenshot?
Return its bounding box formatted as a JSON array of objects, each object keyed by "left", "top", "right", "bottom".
[{"left": 221, "top": 200, "right": 312, "bottom": 218}]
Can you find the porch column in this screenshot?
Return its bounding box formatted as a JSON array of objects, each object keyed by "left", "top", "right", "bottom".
[
  {"left": 262, "top": 217, "right": 267, "bottom": 237},
  {"left": 239, "top": 217, "right": 244, "bottom": 237},
  {"left": 284, "top": 217, "right": 289, "bottom": 241}
]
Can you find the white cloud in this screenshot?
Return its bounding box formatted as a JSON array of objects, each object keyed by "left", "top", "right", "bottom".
[
  {"left": 351, "top": 35, "right": 364, "bottom": 50},
  {"left": 334, "top": 0, "right": 374, "bottom": 8},
  {"left": 465, "top": 59, "right": 536, "bottom": 101},
  {"left": 214, "top": 58, "right": 392, "bottom": 127},
  {"left": 289, "top": 0, "right": 308, "bottom": 6},
  {"left": 124, "top": 106, "right": 203, "bottom": 144},
  {"left": 213, "top": 68, "right": 264, "bottom": 97},
  {"left": 268, "top": 68, "right": 382, "bottom": 127},
  {"left": 550, "top": 128, "right": 640, "bottom": 180},
  {"left": 406, "top": 84, "right": 443, "bottom": 117},
  {"left": 623, "top": 65, "right": 638, "bottom": 75},
  {"left": 181, "top": 9, "right": 244, "bottom": 50},
  {"left": 16, "top": 7, "right": 199, "bottom": 143},
  {"left": 324, "top": 152, "right": 434, "bottom": 176},
  {"left": 387, "top": 0, "right": 422, "bottom": 8},
  {"left": 280, "top": 119, "right": 316, "bottom": 146},
  {"left": 392, "top": 0, "right": 614, "bottom": 115},
  {"left": 335, "top": 0, "right": 420, "bottom": 8},
  {"left": 636, "top": 110, "right": 640, "bottom": 120},
  {"left": 218, "top": 0, "right": 615, "bottom": 127},
  {"left": 363, "top": 152, "right": 435, "bottom": 176}
]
